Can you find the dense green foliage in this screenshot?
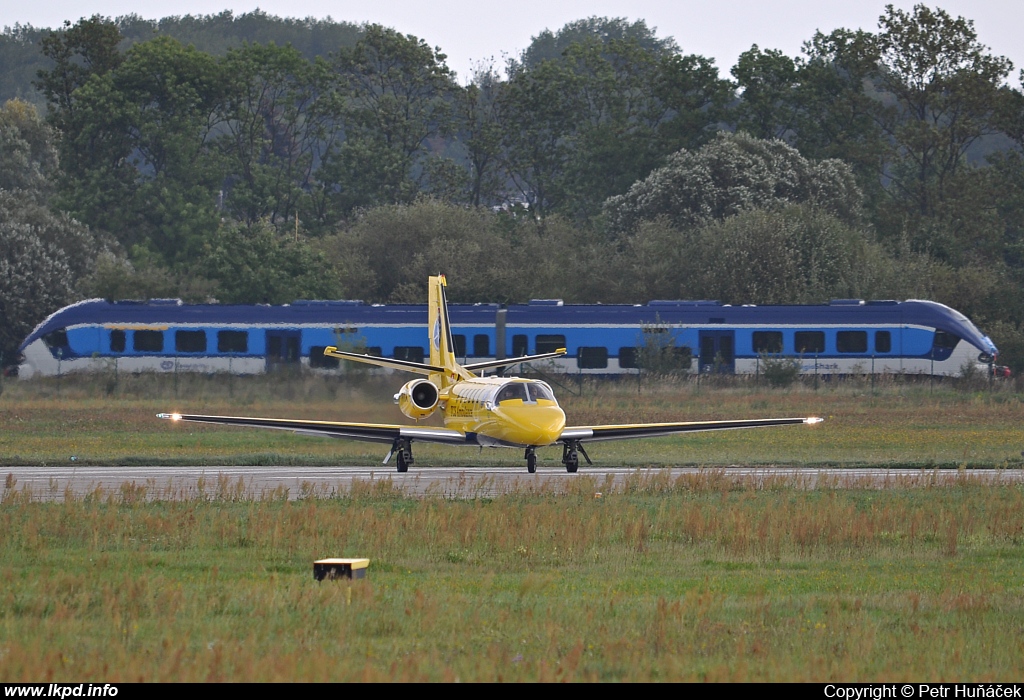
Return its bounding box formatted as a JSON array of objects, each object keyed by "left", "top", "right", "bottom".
[{"left": 3, "top": 6, "right": 1024, "bottom": 367}]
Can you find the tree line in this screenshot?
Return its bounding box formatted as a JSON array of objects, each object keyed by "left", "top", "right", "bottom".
[{"left": 3, "top": 6, "right": 1024, "bottom": 370}]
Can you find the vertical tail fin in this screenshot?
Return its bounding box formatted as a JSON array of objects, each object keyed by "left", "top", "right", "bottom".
[{"left": 428, "top": 275, "right": 470, "bottom": 386}]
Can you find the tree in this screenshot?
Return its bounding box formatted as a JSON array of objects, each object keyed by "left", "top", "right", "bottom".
[
  {"left": 498, "top": 32, "right": 731, "bottom": 220},
  {"left": 731, "top": 45, "right": 799, "bottom": 140},
  {"left": 197, "top": 221, "right": 341, "bottom": 304},
  {"left": 454, "top": 64, "right": 505, "bottom": 207},
  {"left": 605, "top": 131, "right": 862, "bottom": 235},
  {"left": 519, "top": 17, "right": 678, "bottom": 68},
  {"left": 56, "top": 36, "right": 225, "bottom": 262},
  {"left": 34, "top": 15, "right": 124, "bottom": 136},
  {"left": 0, "top": 99, "right": 59, "bottom": 198},
  {"left": 217, "top": 43, "right": 331, "bottom": 227},
  {"left": 319, "top": 25, "right": 458, "bottom": 216},
  {"left": 0, "top": 190, "right": 104, "bottom": 365}
]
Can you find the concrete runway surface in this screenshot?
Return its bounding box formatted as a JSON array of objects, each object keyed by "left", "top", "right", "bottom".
[{"left": 3, "top": 465, "right": 1024, "bottom": 501}]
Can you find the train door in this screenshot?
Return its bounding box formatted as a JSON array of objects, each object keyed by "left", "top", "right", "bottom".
[
  {"left": 266, "top": 330, "right": 301, "bottom": 371},
  {"left": 698, "top": 330, "right": 735, "bottom": 373}
]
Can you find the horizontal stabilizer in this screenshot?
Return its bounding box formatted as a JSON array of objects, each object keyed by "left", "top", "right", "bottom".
[
  {"left": 324, "top": 346, "right": 444, "bottom": 375},
  {"left": 464, "top": 348, "right": 567, "bottom": 372}
]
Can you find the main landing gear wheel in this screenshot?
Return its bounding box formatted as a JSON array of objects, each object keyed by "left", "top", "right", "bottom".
[
  {"left": 393, "top": 438, "right": 414, "bottom": 473},
  {"left": 525, "top": 447, "right": 537, "bottom": 473},
  {"left": 562, "top": 440, "right": 591, "bottom": 473}
]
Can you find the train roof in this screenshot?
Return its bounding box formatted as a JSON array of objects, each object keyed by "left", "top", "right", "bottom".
[{"left": 19, "top": 297, "right": 997, "bottom": 355}]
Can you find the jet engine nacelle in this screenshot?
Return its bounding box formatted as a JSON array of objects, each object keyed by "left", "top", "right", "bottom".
[{"left": 395, "top": 379, "right": 440, "bottom": 420}]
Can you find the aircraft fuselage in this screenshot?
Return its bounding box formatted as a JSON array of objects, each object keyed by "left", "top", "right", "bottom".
[{"left": 441, "top": 377, "right": 566, "bottom": 448}]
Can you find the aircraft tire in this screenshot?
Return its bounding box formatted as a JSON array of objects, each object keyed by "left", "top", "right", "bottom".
[{"left": 565, "top": 451, "right": 579, "bottom": 473}]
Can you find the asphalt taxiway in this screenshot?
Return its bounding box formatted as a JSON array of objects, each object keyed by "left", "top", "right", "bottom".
[{"left": 3, "top": 465, "right": 1023, "bottom": 501}]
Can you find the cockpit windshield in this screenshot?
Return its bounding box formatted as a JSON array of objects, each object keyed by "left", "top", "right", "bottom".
[{"left": 495, "top": 381, "right": 557, "bottom": 405}]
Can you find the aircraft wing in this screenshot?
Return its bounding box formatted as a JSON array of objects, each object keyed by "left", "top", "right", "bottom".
[
  {"left": 559, "top": 417, "right": 821, "bottom": 443},
  {"left": 156, "top": 413, "right": 469, "bottom": 445}
]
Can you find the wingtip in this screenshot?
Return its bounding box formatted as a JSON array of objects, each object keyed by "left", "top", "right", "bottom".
[
  {"left": 805, "top": 416, "right": 824, "bottom": 424},
  {"left": 156, "top": 413, "right": 182, "bottom": 421}
]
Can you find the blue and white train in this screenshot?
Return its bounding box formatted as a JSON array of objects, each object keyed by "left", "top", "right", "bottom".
[{"left": 16, "top": 297, "right": 999, "bottom": 379}]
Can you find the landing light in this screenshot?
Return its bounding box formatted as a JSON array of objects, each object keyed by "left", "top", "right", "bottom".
[{"left": 805, "top": 417, "right": 824, "bottom": 424}]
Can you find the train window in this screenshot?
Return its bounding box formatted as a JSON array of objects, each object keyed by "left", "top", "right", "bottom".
[
  {"left": 133, "top": 330, "right": 164, "bottom": 352},
  {"left": 175, "top": 330, "right": 206, "bottom": 353},
  {"left": 512, "top": 335, "right": 528, "bottom": 357},
  {"left": 536, "top": 334, "right": 566, "bottom": 354},
  {"left": 578, "top": 347, "right": 608, "bottom": 369},
  {"left": 309, "top": 347, "right": 340, "bottom": 369},
  {"left": 933, "top": 330, "right": 960, "bottom": 350},
  {"left": 673, "top": 346, "right": 694, "bottom": 369},
  {"left": 42, "top": 329, "right": 68, "bottom": 350},
  {"left": 836, "top": 331, "right": 867, "bottom": 353},
  {"left": 394, "top": 346, "right": 424, "bottom": 363},
  {"left": 619, "top": 347, "right": 638, "bottom": 369},
  {"left": 218, "top": 331, "right": 248, "bottom": 353},
  {"left": 875, "top": 331, "right": 892, "bottom": 353},
  {"left": 795, "top": 331, "right": 825, "bottom": 354},
  {"left": 473, "top": 334, "right": 489, "bottom": 357},
  {"left": 752, "top": 331, "right": 783, "bottom": 354},
  {"left": 366, "top": 347, "right": 382, "bottom": 357},
  {"left": 451, "top": 334, "right": 466, "bottom": 357},
  {"left": 110, "top": 330, "right": 126, "bottom": 353}
]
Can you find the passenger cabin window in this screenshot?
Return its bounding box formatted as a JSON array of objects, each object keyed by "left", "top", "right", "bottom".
[
  {"left": 473, "top": 334, "right": 489, "bottom": 357},
  {"left": 619, "top": 347, "right": 638, "bottom": 369},
  {"left": 512, "top": 335, "right": 528, "bottom": 357},
  {"left": 394, "top": 346, "right": 424, "bottom": 363},
  {"left": 217, "top": 330, "right": 248, "bottom": 353},
  {"left": 175, "top": 330, "right": 206, "bottom": 353},
  {"left": 578, "top": 347, "right": 608, "bottom": 369},
  {"left": 875, "top": 331, "right": 892, "bottom": 353},
  {"left": 536, "top": 334, "right": 565, "bottom": 354},
  {"left": 134, "top": 330, "right": 164, "bottom": 352},
  {"left": 365, "top": 347, "right": 382, "bottom": 357},
  {"left": 752, "top": 331, "right": 783, "bottom": 354},
  {"left": 110, "top": 330, "right": 126, "bottom": 353},
  {"left": 451, "top": 334, "right": 466, "bottom": 357},
  {"left": 309, "top": 346, "right": 340, "bottom": 369},
  {"left": 795, "top": 331, "right": 825, "bottom": 354},
  {"left": 836, "top": 331, "right": 868, "bottom": 353}
]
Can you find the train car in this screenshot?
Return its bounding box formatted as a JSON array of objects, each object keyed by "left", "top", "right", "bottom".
[
  {"left": 16, "top": 297, "right": 999, "bottom": 379},
  {"left": 500, "top": 298, "right": 998, "bottom": 377}
]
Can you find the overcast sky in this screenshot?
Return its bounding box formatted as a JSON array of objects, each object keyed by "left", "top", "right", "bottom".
[{"left": 5, "top": 1, "right": 1022, "bottom": 86}]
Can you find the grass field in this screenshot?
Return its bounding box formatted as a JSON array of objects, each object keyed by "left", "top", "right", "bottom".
[
  {"left": 2, "top": 478, "right": 1024, "bottom": 681},
  {"left": 2, "top": 372, "right": 1024, "bottom": 468},
  {"left": 3, "top": 374, "right": 1024, "bottom": 681}
]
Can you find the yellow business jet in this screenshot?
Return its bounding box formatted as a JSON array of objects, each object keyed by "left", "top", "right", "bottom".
[{"left": 159, "top": 275, "right": 821, "bottom": 472}]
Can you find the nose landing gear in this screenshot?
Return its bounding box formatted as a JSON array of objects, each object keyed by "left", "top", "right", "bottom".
[{"left": 525, "top": 447, "right": 537, "bottom": 473}]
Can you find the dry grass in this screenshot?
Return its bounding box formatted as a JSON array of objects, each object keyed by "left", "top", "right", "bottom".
[
  {"left": 2, "top": 475, "right": 1024, "bottom": 680},
  {"left": 2, "top": 373, "right": 1023, "bottom": 468}
]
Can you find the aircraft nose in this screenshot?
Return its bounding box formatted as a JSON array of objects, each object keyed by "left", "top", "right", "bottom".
[
  {"left": 533, "top": 406, "right": 566, "bottom": 444},
  {"left": 493, "top": 404, "right": 566, "bottom": 446}
]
